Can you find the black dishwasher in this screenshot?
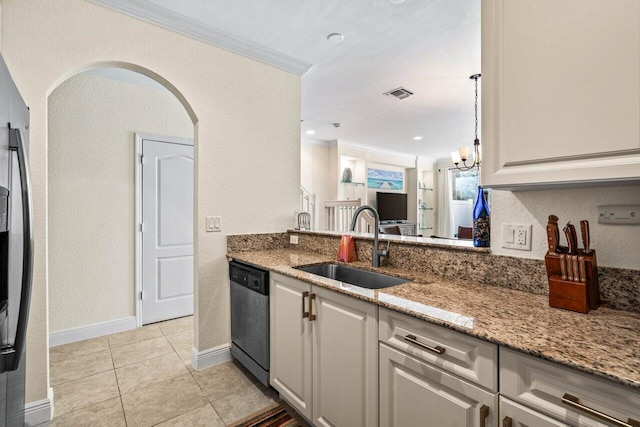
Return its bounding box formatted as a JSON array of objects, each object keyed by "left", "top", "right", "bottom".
[{"left": 229, "top": 261, "right": 270, "bottom": 386}]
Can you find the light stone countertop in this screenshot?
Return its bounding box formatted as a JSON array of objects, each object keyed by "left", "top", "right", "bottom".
[{"left": 227, "top": 248, "right": 640, "bottom": 390}]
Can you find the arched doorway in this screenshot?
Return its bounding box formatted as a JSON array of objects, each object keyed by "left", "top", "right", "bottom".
[{"left": 46, "top": 64, "right": 198, "bottom": 419}]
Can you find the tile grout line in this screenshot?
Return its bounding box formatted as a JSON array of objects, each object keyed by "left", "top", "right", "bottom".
[
  {"left": 49, "top": 318, "right": 194, "bottom": 425},
  {"left": 108, "top": 337, "right": 129, "bottom": 427},
  {"left": 111, "top": 337, "right": 175, "bottom": 370},
  {"left": 49, "top": 349, "right": 113, "bottom": 388}
]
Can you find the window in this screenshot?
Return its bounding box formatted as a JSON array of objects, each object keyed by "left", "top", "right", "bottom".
[{"left": 451, "top": 169, "right": 478, "bottom": 201}]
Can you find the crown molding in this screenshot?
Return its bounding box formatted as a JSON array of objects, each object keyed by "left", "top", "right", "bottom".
[
  {"left": 87, "top": 0, "right": 313, "bottom": 76},
  {"left": 301, "top": 137, "right": 331, "bottom": 146}
]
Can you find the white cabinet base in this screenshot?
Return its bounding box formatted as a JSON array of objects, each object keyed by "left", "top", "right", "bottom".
[
  {"left": 379, "top": 343, "right": 497, "bottom": 427},
  {"left": 500, "top": 396, "right": 569, "bottom": 427},
  {"left": 270, "top": 274, "right": 313, "bottom": 420}
]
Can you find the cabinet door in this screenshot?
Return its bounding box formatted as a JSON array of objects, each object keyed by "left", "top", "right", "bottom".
[
  {"left": 500, "top": 396, "right": 569, "bottom": 427},
  {"left": 482, "top": 0, "right": 640, "bottom": 188},
  {"left": 269, "top": 273, "right": 312, "bottom": 420},
  {"left": 380, "top": 343, "right": 497, "bottom": 427},
  {"left": 312, "top": 286, "right": 378, "bottom": 427}
]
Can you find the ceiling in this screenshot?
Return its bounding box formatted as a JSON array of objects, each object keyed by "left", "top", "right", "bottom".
[{"left": 96, "top": 0, "right": 481, "bottom": 160}]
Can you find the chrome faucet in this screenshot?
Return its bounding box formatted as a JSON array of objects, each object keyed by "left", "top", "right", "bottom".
[{"left": 350, "top": 205, "right": 390, "bottom": 267}]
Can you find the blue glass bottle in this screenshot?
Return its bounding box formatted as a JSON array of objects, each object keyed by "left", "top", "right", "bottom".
[{"left": 473, "top": 186, "right": 490, "bottom": 247}]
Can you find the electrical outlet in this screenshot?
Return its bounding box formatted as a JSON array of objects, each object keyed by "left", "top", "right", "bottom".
[
  {"left": 502, "top": 223, "right": 532, "bottom": 251},
  {"left": 290, "top": 234, "right": 299, "bottom": 245}
]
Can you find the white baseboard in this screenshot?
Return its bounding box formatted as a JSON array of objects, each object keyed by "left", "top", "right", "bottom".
[
  {"left": 190, "top": 344, "right": 231, "bottom": 371},
  {"left": 49, "top": 316, "right": 137, "bottom": 347},
  {"left": 24, "top": 387, "right": 54, "bottom": 426}
]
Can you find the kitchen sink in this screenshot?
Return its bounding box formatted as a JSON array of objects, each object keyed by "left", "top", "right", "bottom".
[{"left": 294, "top": 263, "right": 409, "bottom": 289}]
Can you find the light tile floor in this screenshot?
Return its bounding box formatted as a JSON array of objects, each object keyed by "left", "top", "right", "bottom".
[{"left": 48, "top": 316, "right": 279, "bottom": 426}]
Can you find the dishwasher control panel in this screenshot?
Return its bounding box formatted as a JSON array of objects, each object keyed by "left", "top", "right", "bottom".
[{"left": 229, "top": 261, "right": 268, "bottom": 295}]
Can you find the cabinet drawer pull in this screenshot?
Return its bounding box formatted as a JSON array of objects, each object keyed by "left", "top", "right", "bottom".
[
  {"left": 480, "top": 404, "right": 490, "bottom": 427},
  {"left": 561, "top": 393, "right": 640, "bottom": 427},
  {"left": 302, "top": 291, "right": 309, "bottom": 319},
  {"left": 309, "top": 293, "right": 316, "bottom": 321},
  {"left": 403, "top": 334, "right": 445, "bottom": 355},
  {"left": 502, "top": 416, "right": 512, "bottom": 427}
]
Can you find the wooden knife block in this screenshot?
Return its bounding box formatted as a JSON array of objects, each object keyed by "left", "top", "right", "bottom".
[{"left": 544, "top": 250, "right": 600, "bottom": 313}]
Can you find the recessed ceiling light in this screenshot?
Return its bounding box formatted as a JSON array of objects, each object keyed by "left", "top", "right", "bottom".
[
  {"left": 390, "top": 0, "right": 405, "bottom": 3},
  {"left": 305, "top": 130, "right": 316, "bottom": 135},
  {"left": 326, "top": 33, "right": 345, "bottom": 43},
  {"left": 413, "top": 136, "right": 423, "bottom": 140}
]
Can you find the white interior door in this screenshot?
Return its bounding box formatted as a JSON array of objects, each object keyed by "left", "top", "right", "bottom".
[{"left": 141, "top": 138, "right": 194, "bottom": 324}]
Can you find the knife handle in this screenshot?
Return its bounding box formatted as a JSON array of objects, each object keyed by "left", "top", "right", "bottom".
[
  {"left": 572, "top": 255, "right": 580, "bottom": 282},
  {"left": 578, "top": 255, "right": 587, "bottom": 283},
  {"left": 564, "top": 225, "right": 575, "bottom": 254},
  {"left": 560, "top": 254, "right": 567, "bottom": 280},
  {"left": 546, "top": 224, "right": 558, "bottom": 253},
  {"left": 567, "top": 254, "right": 575, "bottom": 281},
  {"left": 569, "top": 223, "right": 578, "bottom": 253},
  {"left": 580, "top": 220, "right": 590, "bottom": 253}
]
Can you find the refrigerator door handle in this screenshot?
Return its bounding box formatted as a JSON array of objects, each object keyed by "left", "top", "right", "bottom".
[{"left": 1, "top": 127, "right": 34, "bottom": 372}]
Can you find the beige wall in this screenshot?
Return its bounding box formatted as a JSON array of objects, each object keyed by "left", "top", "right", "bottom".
[
  {"left": 1, "top": 0, "right": 300, "bottom": 404},
  {"left": 48, "top": 72, "right": 192, "bottom": 332},
  {"left": 490, "top": 185, "right": 640, "bottom": 270}
]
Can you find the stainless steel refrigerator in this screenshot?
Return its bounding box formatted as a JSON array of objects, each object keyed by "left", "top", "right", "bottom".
[{"left": 0, "top": 53, "right": 33, "bottom": 427}]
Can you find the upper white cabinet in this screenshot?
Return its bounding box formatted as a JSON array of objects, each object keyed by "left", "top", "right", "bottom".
[{"left": 481, "top": 0, "right": 640, "bottom": 188}]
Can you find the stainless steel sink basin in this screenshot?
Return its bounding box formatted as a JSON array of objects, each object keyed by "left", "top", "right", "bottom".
[{"left": 294, "top": 263, "right": 408, "bottom": 289}]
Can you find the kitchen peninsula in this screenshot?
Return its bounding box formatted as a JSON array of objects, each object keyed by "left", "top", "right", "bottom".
[{"left": 228, "top": 231, "right": 640, "bottom": 427}]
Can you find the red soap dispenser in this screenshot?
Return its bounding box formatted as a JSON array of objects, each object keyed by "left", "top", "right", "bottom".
[{"left": 337, "top": 234, "right": 358, "bottom": 263}]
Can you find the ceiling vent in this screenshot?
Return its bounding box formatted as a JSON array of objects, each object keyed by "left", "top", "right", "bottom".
[{"left": 383, "top": 87, "right": 414, "bottom": 100}]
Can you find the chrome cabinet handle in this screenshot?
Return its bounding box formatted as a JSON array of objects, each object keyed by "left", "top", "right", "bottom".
[
  {"left": 502, "top": 416, "right": 513, "bottom": 427},
  {"left": 309, "top": 293, "right": 316, "bottom": 321},
  {"left": 561, "top": 393, "right": 640, "bottom": 427},
  {"left": 302, "top": 291, "right": 309, "bottom": 318},
  {"left": 403, "top": 334, "right": 445, "bottom": 355},
  {"left": 480, "top": 404, "right": 490, "bottom": 427}
]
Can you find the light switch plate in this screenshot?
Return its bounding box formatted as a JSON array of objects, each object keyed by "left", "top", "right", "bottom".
[
  {"left": 502, "top": 223, "right": 532, "bottom": 251},
  {"left": 598, "top": 205, "right": 640, "bottom": 225},
  {"left": 290, "top": 234, "right": 299, "bottom": 244},
  {"left": 206, "top": 216, "right": 221, "bottom": 232}
]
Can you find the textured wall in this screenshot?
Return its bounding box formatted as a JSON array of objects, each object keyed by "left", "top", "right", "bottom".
[
  {"left": 48, "top": 73, "right": 192, "bottom": 332},
  {"left": 491, "top": 185, "right": 640, "bottom": 269},
  {"left": 0, "top": 0, "right": 300, "bottom": 404}
]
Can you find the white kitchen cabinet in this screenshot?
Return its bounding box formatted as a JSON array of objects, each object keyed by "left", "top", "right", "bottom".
[
  {"left": 379, "top": 343, "right": 497, "bottom": 427},
  {"left": 270, "top": 272, "right": 313, "bottom": 419},
  {"left": 311, "top": 285, "right": 378, "bottom": 427},
  {"left": 500, "top": 396, "right": 569, "bottom": 427},
  {"left": 481, "top": 0, "right": 640, "bottom": 188},
  {"left": 379, "top": 308, "right": 498, "bottom": 392},
  {"left": 269, "top": 273, "right": 378, "bottom": 427},
  {"left": 378, "top": 308, "right": 498, "bottom": 427},
  {"left": 500, "top": 348, "right": 640, "bottom": 426}
]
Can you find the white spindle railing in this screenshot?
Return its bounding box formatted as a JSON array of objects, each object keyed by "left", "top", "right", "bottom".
[
  {"left": 325, "top": 199, "right": 373, "bottom": 233},
  {"left": 300, "top": 186, "right": 316, "bottom": 229}
]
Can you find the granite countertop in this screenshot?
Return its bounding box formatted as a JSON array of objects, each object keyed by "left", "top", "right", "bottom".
[
  {"left": 288, "top": 229, "right": 491, "bottom": 253},
  {"left": 227, "top": 248, "right": 640, "bottom": 390}
]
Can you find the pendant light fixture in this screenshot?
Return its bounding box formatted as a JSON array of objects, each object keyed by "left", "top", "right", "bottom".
[{"left": 452, "top": 74, "right": 481, "bottom": 171}]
